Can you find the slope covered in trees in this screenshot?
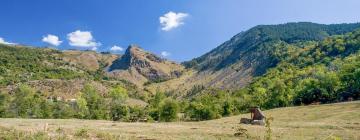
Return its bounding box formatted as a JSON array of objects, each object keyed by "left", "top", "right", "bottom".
[
  {"left": 178, "top": 22, "right": 360, "bottom": 90},
  {"left": 240, "top": 29, "right": 360, "bottom": 109}
]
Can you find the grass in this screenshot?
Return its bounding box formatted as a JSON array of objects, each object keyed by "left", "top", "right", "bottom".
[{"left": 0, "top": 101, "right": 359, "bottom": 140}]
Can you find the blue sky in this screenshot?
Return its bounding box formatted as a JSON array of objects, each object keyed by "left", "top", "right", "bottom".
[{"left": 0, "top": 0, "right": 360, "bottom": 62}]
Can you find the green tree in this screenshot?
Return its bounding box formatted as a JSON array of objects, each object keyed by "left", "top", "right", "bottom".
[
  {"left": 150, "top": 92, "right": 165, "bottom": 108},
  {"left": 38, "top": 100, "right": 54, "bottom": 118},
  {"left": 159, "top": 99, "right": 179, "bottom": 122},
  {"left": 75, "top": 93, "right": 89, "bottom": 119},
  {"left": 222, "top": 100, "right": 234, "bottom": 116},
  {"left": 11, "top": 85, "right": 36, "bottom": 117},
  {"left": 109, "top": 86, "right": 129, "bottom": 121},
  {"left": 53, "top": 101, "right": 75, "bottom": 119},
  {"left": 109, "top": 86, "right": 128, "bottom": 102},
  {"left": 82, "top": 84, "right": 108, "bottom": 119},
  {"left": 110, "top": 102, "right": 129, "bottom": 121}
]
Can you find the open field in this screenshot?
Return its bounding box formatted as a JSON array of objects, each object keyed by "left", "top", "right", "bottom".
[{"left": 0, "top": 101, "right": 359, "bottom": 140}]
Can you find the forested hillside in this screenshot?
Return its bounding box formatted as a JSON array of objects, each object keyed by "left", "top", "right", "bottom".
[
  {"left": 0, "top": 45, "right": 88, "bottom": 86},
  {"left": 240, "top": 29, "right": 360, "bottom": 108},
  {"left": 179, "top": 22, "right": 360, "bottom": 90}
]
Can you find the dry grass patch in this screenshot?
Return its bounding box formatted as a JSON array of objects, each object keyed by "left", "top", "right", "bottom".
[{"left": 0, "top": 101, "right": 359, "bottom": 140}]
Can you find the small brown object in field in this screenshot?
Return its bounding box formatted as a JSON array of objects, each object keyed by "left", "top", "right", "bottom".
[{"left": 240, "top": 107, "right": 266, "bottom": 126}]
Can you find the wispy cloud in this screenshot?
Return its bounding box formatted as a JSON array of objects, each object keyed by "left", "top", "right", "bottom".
[
  {"left": 161, "top": 51, "right": 171, "bottom": 57},
  {"left": 160, "top": 11, "right": 189, "bottom": 31},
  {"left": 110, "top": 45, "right": 124, "bottom": 51},
  {"left": 67, "top": 30, "right": 101, "bottom": 47},
  {"left": 0, "top": 37, "right": 16, "bottom": 45},
  {"left": 42, "top": 34, "right": 62, "bottom": 46}
]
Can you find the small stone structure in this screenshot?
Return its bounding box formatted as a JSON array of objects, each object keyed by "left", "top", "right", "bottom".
[{"left": 240, "top": 107, "right": 266, "bottom": 125}]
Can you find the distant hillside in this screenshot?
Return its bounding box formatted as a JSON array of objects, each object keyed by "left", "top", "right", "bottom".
[
  {"left": 0, "top": 45, "right": 137, "bottom": 99},
  {"left": 173, "top": 22, "right": 360, "bottom": 91},
  {"left": 184, "top": 22, "right": 360, "bottom": 71}
]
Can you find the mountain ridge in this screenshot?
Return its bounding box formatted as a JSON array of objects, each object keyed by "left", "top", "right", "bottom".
[{"left": 1, "top": 22, "right": 360, "bottom": 98}]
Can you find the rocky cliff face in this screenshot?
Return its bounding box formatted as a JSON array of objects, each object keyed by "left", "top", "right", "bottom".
[{"left": 107, "top": 45, "right": 184, "bottom": 87}]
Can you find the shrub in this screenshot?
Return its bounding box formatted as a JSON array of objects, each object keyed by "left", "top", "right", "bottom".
[
  {"left": 159, "top": 99, "right": 179, "bottom": 122},
  {"left": 110, "top": 103, "right": 129, "bottom": 121}
]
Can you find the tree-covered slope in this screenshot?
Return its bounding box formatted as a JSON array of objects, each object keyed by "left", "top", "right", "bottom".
[
  {"left": 235, "top": 28, "right": 360, "bottom": 109},
  {"left": 175, "top": 22, "right": 360, "bottom": 91},
  {"left": 0, "top": 45, "right": 140, "bottom": 99},
  {"left": 0, "top": 45, "right": 88, "bottom": 86},
  {"left": 183, "top": 22, "right": 360, "bottom": 72}
]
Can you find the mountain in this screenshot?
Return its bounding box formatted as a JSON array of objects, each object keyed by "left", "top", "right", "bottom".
[
  {"left": 174, "top": 22, "right": 360, "bottom": 91},
  {"left": 107, "top": 45, "right": 184, "bottom": 87}
]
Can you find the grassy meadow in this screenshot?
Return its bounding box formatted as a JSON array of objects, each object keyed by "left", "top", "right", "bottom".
[{"left": 0, "top": 101, "right": 359, "bottom": 140}]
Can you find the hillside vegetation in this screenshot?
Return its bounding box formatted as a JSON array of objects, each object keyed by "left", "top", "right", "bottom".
[{"left": 179, "top": 22, "right": 360, "bottom": 90}]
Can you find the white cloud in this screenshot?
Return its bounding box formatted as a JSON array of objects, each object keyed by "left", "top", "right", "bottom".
[
  {"left": 91, "top": 47, "right": 97, "bottom": 51},
  {"left": 159, "top": 11, "right": 189, "bottom": 31},
  {"left": 161, "top": 51, "right": 171, "bottom": 57},
  {"left": 42, "top": 34, "right": 62, "bottom": 46},
  {"left": 67, "top": 30, "right": 101, "bottom": 47},
  {"left": 0, "top": 37, "right": 16, "bottom": 45},
  {"left": 110, "top": 45, "right": 123, "bottom": 51}
]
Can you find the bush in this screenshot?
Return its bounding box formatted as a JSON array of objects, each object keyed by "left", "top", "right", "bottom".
[
  {"left": 110, "top": 103, "right": 129, "bottom": 121},
  {"left": 159, "top": 99, "right": 179, "bottom": 122},
  {"left": 185, "top": 102, "right": 220, "bottom": 121}
]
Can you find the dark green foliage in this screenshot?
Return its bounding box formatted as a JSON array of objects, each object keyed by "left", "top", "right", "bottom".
[
  {"left": 53, "top": 101, "right": 75, "bottom": 119},
  {"left": 184, "top": 91, "right": 238, "bottom": 121},
  {"left": 148, "top": 92, "right": 166, "bottom": 121},
  {"left": 10, "top": 85, "right": 47, "bottom": 118},
  {"left": 0, "top": 46, "right": 87, "bottom": 86},
  {"left": 244, "top": 29, "right": 360, "bottom": 109},
  {"left": 110, "top": 103, "right": 129, "bottom": 121},
  {"left": 159, "top": 99, "right": 179, "bottom": 122},
  {"left": 128, "top": 106, "right": 147, "bottom": 122},
  {"left": 186, "top": 102, "right": 219, "bottom": 121},
  {"left": 0, "top": 83, "right": 152, "bottom": 121}
]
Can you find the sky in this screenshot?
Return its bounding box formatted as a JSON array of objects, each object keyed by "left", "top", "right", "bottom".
[{"left": 0, "top": 0, "right": 360, "bottom": 62}]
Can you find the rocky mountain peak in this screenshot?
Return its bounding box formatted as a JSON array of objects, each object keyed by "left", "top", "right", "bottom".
[
  {"left": 109, "top": 45, "right": 165, "bottom": 71},
  {"left": 107, "top": 45, "right": 184, "bottom": 86}
]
